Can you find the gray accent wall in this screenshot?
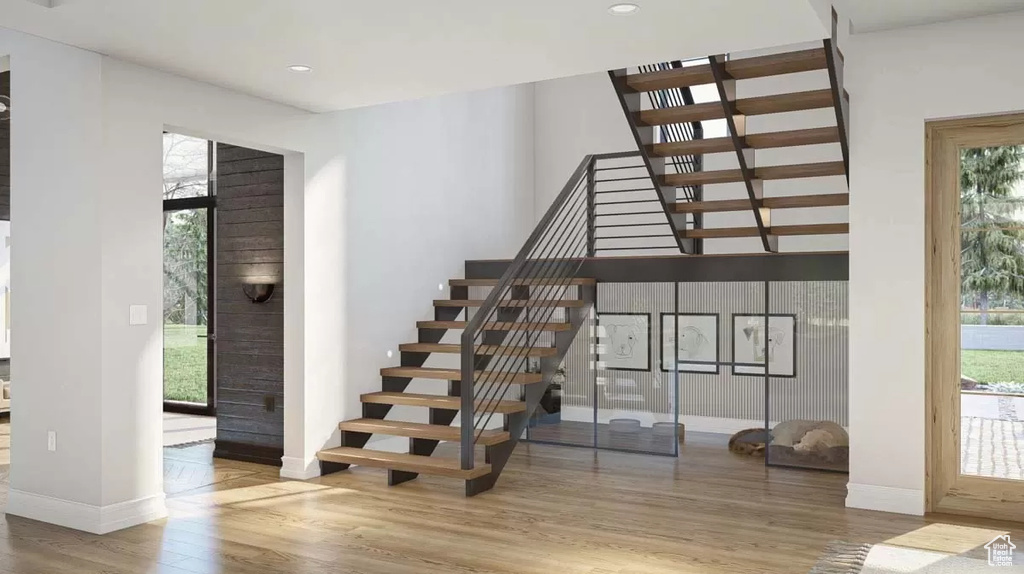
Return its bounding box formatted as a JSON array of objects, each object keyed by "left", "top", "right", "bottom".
[
  {"left": 214, "top": 143, "right": 284, "bottom": 463},
  {"left": 1, "top": 71, "right": 9, "bottom": 221}
]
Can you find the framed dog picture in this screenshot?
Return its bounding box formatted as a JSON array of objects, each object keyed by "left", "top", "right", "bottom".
[
  {"left": 597, "top": 313, "right": 650, "bottom": 372},
  {"left": 660, "top": 313, "right": 719, "bottom": 373},
  {"left": 731, "top": 314, "right": 796, "bottom": 377}
]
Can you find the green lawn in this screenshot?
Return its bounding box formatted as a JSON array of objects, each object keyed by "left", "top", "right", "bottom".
[
  {"left": 961, "top": 349, "right": 1024, "bottom": 384},
  {"left": 164, "top": 323, "right": 207, "bottom": 403}
]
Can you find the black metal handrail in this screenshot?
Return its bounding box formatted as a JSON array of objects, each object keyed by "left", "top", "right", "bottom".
[
  {"left": 460, "top": 155, "right": 596, "bottom": 471},
  {"left": 592, "top": 151, "right": 680, "bottom": 255}
]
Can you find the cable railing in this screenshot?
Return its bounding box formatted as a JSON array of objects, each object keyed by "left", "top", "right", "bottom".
[
  {"left": 459, "top": 152, "right": 692, "bottom": 479},
  {"left": 592, "top": 151, "right": 681, "bottom": 255}
]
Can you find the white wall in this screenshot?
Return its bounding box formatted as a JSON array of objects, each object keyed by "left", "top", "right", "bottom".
[
  {"left": 845, "top": 9, "right": 1024, "bottom": 516},
  {"left": 1, "top": 24, "right": 537, "bottom": 532},
  {"left": 302, "top": 85, "right": 536, "bottom": 453}
]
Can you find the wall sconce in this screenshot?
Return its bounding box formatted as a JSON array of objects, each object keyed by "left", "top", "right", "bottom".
[
  {"left": 242, "top": 283, "right": 276, "bottom": 304},
  {"left": 0, "top": 95, "right": 10, "bottom": 121}
]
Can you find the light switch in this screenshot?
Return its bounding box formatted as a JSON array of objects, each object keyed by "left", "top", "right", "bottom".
[{"left": 129, "top": 305, "right": 148, "bottom": 326}]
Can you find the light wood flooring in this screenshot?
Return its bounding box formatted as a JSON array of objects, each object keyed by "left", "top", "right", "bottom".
[{"left": 0, "top": 419, "right": 1022, "bottom": 573}]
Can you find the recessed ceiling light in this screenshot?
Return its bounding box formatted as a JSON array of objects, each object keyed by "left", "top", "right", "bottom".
[
  {"left": 608, "top": 3, "right": 639, "bottom": 15},
  {"left": 288, "top": 64, "right": 313, "bottom": 73}
]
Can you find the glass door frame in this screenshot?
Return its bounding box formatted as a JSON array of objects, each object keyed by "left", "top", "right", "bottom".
[
  {"left": 163, "top": 139, "right": 216, "bottom": 416},
  {"left": 925, "top": 112, "right": 1024, "bottom": 521}
]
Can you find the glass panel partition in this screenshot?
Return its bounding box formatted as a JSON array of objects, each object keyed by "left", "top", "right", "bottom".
[{"left": 525, "top": 279, "right": 849, "bottom": 472}]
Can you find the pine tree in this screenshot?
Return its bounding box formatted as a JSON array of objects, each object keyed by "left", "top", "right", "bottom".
[{"left": 960, "top": 146, "right": 1024, "bottom": 324}]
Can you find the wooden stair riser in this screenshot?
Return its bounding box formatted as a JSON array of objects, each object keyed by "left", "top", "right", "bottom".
[
  {"left": 381, "top": 368, "right": 544, "bottom": 385},
  {"left": 680, "top": 223, "right": 848, "bottom": 239}
]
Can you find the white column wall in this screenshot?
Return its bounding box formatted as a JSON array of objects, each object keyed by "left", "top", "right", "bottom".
[{"left": 845, "top": 9, "right": 1024, "bottom": 516}]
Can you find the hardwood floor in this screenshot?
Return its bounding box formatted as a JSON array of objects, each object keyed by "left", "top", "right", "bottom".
[{"left": 0, "top": 420, "right": 1021, "bottom": 573}]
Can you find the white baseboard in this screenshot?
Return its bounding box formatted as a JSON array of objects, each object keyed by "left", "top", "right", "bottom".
[
  {"left": 846, "top": 483, "right": 924, "bottom": 516},
  {"left": 6, "top": 489, "right": 167, "bottom": 534},
  {"left": 280, "top": 456, "right": 320, "bottom": 480}
]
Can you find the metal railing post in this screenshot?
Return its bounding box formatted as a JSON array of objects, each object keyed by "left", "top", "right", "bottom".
[
  {"left": 586, "top": 157, "right": 597, "bottom": 257},
  {"left": 460, "top": 330, "right": 475, "bottom": 470}
]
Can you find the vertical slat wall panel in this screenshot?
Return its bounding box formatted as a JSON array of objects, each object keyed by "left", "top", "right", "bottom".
[
  {"left": 0, "top": 71, "right": 9, "bottom": 221},
  {"left": 560, "top": 281, "right": 848, "bottom": 428},
  {"left": 768, "top": 281, "right": 849, "bottom": 426},
  {"left": 214, "top": 143, "right": 285, "bottom": 465}
]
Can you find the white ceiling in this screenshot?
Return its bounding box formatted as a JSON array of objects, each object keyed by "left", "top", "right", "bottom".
[
  {"left": 0, "top": 0, "right": 827, "bottom": 112},
  {"left": 3, "top": 1, "right": 1021, "bottom": 113},
  {"left": 818, "top": 0, "right": 1024, "bottom": 32}
]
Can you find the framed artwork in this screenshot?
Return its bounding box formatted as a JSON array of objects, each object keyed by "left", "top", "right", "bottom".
[
  {"left": 597, "top": 313, "right": 650, "bottom": 372},
  {"left": 731, "top": 314, "right": 796, "bottom": 377},
  {"left": 660, "top": 313, "right": 719, "bottom": 373}
]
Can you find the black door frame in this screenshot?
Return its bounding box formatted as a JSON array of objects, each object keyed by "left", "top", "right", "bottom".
[{"left": 163, "top": 139, "right": 216, "bottom": 416}]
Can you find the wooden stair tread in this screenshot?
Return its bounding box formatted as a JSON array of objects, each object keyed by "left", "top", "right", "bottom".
[
  {"left": 317, "top": 447, "right": 491, "bottom": 479},
  {"left": 380, "top": 366, "right": 543, "bottom": 385},
  {"left": 434, "top": 299, "right": 585, "bottom": 308},
  {"left": 756, "top": 161, "right": 846, "bottom": 181},
  {"left": 725, "top": 48, "right": 828, "bottom": 80},
  {"left": 639, "top": 89, "right": 833, "bottom": 127},
  {"left": 734, "top": 89, "right": 835, "bottom": 116},
  {"left": 417, "top": 320, "right": 572, "bottom": 332},
  {"left": 399, "top": 342, "right": 557, "bottom": 357},
  {"left": 671, "top": 194, "right": 849, "bottom": 214},
  {"left": 449, "top": 278, "right": 596, "bottom": 287},
  {"left": 650, "top": 136, "right": 735, "bottom": 157},
  {"left": 772, "top": 223, "right": 849, "bottom": 236},
  {"left": 681, "top": 223, "right": 849, "bottom": 239},
  {"left": 339, "top": 418, "right": 509, "bottom": 446},
  {"left": 663, "top": 161, "right": 846, "bottom": 187},
  {"left": 361, "top": 392, "right": 527, "bottom": 414},
  {"left": 650, "top": 127, "right": 840, "bottom": 159},
  {"left": 664, "top": 169, "right": 743, "bottom": 187},
  {"left": 746, "top": 127, "right": 840, "bottom": 149},
  {"left": 625, "top": 48, "right": 827, "bottom": 91}
]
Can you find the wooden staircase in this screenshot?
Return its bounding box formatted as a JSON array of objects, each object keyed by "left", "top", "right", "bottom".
[
  {"left": 610, "top": 39, "right": 850, "bottom": 252},
  {"left": 317, "top": 277, "right": 596, "bottom": 494}
]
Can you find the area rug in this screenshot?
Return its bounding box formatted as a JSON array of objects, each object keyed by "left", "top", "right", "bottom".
[{"left": 810, "top": 541, "right": 1024, "bottom": 573}]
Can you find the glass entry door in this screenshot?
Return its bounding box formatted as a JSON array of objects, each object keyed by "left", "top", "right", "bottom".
[
  {"left": 163, "top": 133, "right": 215, "bottom": 414},
  {"left": 926, "top": 114, "right": 1024, "bottom": 522}
]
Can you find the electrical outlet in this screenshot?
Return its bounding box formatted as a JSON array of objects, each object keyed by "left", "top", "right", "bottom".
[
  {"left": 47, "top": 431, "right": 56, "bottom": 452},
  {"left": 264, "top": 395, "right": 275, "bottom": 413}
]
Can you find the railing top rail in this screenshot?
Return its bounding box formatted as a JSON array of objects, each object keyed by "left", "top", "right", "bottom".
[{"left": 459, "top": 154, "right": 594, "bottom": 344}]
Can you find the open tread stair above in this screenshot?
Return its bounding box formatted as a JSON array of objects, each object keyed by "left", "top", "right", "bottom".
[
  {"left": 625, "top": 47, "right": 828, "bottom": 92},
  {"left": 663, "top": 161, "right": 846, "bottom": 188},
  {"left": 361, "top": 392, "right": 527, "bottom": 414},
  {"left": 380, "top": 366, "right": 544, "bottom": 385},
  {"left": 317, "top": 447, "right": 492, "bottom": 480},
  {"left": 416, "top": 320, "right": 572, "bottom": 332},
  {"left": 670, "top": 193, "right": 849, "bottom": 214},
  {"left": 339, "top": 418, "right": 510, "bottom": 446},
  {"left": 399, "top": 342, "right": 558, "bottom": 357}
]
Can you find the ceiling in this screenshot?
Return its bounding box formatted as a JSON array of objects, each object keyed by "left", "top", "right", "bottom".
[
  {"left": 0, "top": 0, "right": 827, "bottom": 112},
  {"left": 815, "top": 0, "right": 1024, "bottom": 32},
  {"left": 2, "top": 1, "right": 1021, "bottom": 113}
]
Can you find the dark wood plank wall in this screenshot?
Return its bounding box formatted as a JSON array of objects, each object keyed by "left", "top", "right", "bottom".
[
  {"left": 213, "top": 143, "right": 285, "bottom": 466},
  {"left": 1, "top": 71, "right": 9, "bottom": 221}
]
